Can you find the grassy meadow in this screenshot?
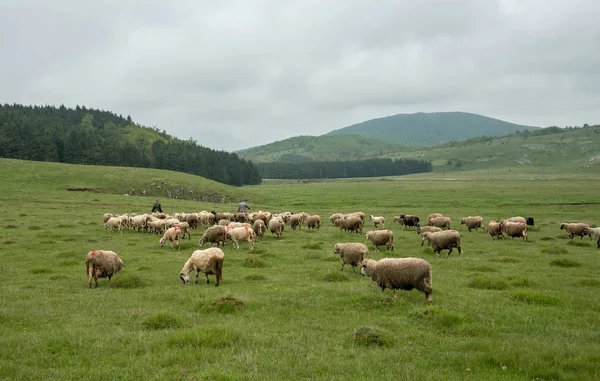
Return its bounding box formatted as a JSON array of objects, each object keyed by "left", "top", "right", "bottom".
[{"left": 1, "top": 158, "right": 600, "bottom": 380}]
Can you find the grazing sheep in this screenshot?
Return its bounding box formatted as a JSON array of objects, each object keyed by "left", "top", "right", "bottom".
[
  {"left": 333, "top": 243, "right": 370, "bottom": 272},
  {"left": 588, "top": 227, "right": 600, "bottom": 249},
  {"left": 306, "top": 215, "right": 321, "bottom": 230},
  {"left": 148, "top": 219, "right": 166, "bottom": 234},
  {"left": 329, "top": 213, "right": 343, "bottom": 224},
  {"left": 560, "top": 223, "right": 590, "bottom": 239},
  {"left": 175, "top": 222, "right": 191, "bottom": 240},
  {"left": 340, "top": 215, "right": 363, "bottom": 234},
  {"left": 460, "top": 216, "right": 484, "bottom": 232},
  {"left": 179, "top": 248, "right": 224, "bottom": 286},
  {"left": 417, "top": 226, "right": 442, "bottom": 246},
  {"left": 488, "top": 220, "right": 504, "bottom": 239},
  {"left": 85, "top": 250, "right": 124, "bottom": 288},
  {"left": 396, "top": 214, "right": 420, "bottom": 229},
  {"left": 199, "top": 225, "right": 227, "bottom": 247},
  {"left": 427, "top": 213, "right": 443, "bottom": 223},
  {"left": 365, "top": 230, "right": 394, "bottom": 252},
  {"left": 226, "top": 225, "right": 256, "bottom": 249},
  {"left": 185, "top": 214, "right": 199, "bottom": 229},
  {"left": 421, "top": 230, "right": 463, "bottom": 257},
  {"left": 361, "top": 257, "right": 433, "bottom": 302},
  {"left": 268, "top": 217, "right": 285, "bottom": 239},
  {"left": 130, "top": 214, "right": 150, "bottom": 233},
  {"left": 104, "top": 216, "right": 122, "bottom": 233},
  {"left": 500, "top": 221, "right": 528, "bottom": 241},
  {"left": 369, "top": 215, "right": 385, "bottom": 228},
  {"left": 253, "top": 219, "right": 266, "bottom": 240},
  {"left": 428, "top": 216, "right": 451, "bottom": 230},
  {"left": 159, "top": 226, "right": 183, "bottom": 250}
]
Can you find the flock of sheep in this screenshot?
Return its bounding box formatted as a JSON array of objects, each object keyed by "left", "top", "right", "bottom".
[{"left": 91, "top": 209, "right": 599, "bottom": 302}]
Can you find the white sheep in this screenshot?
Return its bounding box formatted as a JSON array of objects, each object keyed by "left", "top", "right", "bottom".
[
  {"left": 500, "top": 221, "right": 528, "bottom": 241},
  {"left": 253, "top": 219, "right": 266, "bottom": 240},
  {"left": 588, "top": 227, "right": 600, "bottom": 249},
  {"left": 488, "top": 220, "right": 504, "bottom": 239},
  {"left": 104, "top": 216, "right": 122, "bottom": 233},
  {"left": 226, "top": 225, "right": 256, "bottom": 249},
  {"left": 460, "top": 216, "right": 484, "bottom": 232},
  {"left": 560, "top": 222, "right": 590, "bottom": 239},
  {"left": 428, "top": 216, "right": 451, "bottom": 229},
  {"left": 268, "top": 217, "right": 285, "bottom": 239},
  {"left": 361, "top": 257, "right": 433, "bottom": 302},
  {"left": 179, "top": 248, "right": 225, "bottom": 286},
  {"left": 159, "top": 226, "right": 183, "bottom": 250},
  {"left": 369, "top": 215, "right": 385, "bottom": 228},
  {"left": 333, "top": 243, "right": 370, "bottom": 272},
  {"left": 417, "top": 226, "right": 442, "bottom": 246},
  {"left": 365, "top": 230, "right": 394, "bottom": 252},
  {"left": 421, "top": 230, "right": 463, "bottom": 257},
  {"left": 306, "top": 215, "right": 322, "bottom": 230},
  {"left": 85, "top": 250, "right": 124, "bottom": 288}
]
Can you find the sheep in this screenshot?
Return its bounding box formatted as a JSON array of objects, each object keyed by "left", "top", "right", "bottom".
[
  {"left": 290, "top": 213, "right": 304, "bottom": 230},
  {"left": 427, "top": 213, "right": 444, "bottom": 223},
  {"left": 340, "top": 215, "right": 363, "bottom": 234},
  {"left": 428, "top": 216, "right": 451, "bottom": 230},
  {"left": 179, "top": 248, "right": 224, "bottom": 286},
  {"left": 560, "top": 223, "right": 590, "bottom": 239},
  {"left": 421, "top": 230, "right": 463, "bottom": 257},
  {"left": 130, "top": 214, "right": 150, "bottom": 233},
  {"left": 396, "top": 214, "right": 420, "bottom": 229},
  {"left": 500, "top": 221, "right": 528, "bottom": 241},
  {"left": 507, "top": 216, "right": 527, "bottom": 224},
  {"left": 253, "top": 219, "right": 266, "bottom": 240},
  {"left": 226, "top": 225, "right": 255, "bottom": 249},
  {"left": 416, "top": 226, "right": 442, "bottom": 246},
  {"left": 147, "top": 219, "right": 166, "bottom": 234},
  {"left": 164, "top": 218, "right": 180, "bottom": 230},
  {"left": 228, "top": 222, "right": 252, "bottom": 229},
  {"left": 104, "top": 216, "right": 122, "bottom": 233},
  {"left": 369, "top": 215, "right": 385, "bottom": 228},
  {"left": 185, "top": 214, "right": 199, "bottom": 229},
  {"left": 306, "top": 215, "right": 321, "bottom": 230},
  {"left": 103, "top": 213, "right": 114, "bottom": 223},
  {"left": 361, "top": 257, "right": 433, "bottom": 302},
  {"left": 85, "top": 250, "right": 124, "bottom": 288},
  {"left": 234, "top": 212, "right": 248, "bottom": 223},
  {"left": 460, "top": 216, "right": 484, "bottom": 232},
  {"left": 588, "top": 227, "right": 600, "bottom": 249},
  {"left": 333, "top": 243, "right": 369, "bottom": 272},
  {"left": 329, "top": 213, "right": 343, "bottom": 224},
  {"left": 159, "top": 226, "right": 183, "bottom": 250},
  {"left": 199, "top": 225, "right": 227, "bottom": 247},
  {"left": 175, "top": 222, "right": 191, "bottom": 240},
  {"left": 488, "top": 220, "right": 504, "bottom": 239},
  {"left": 269, "top": 217, "right": 285, "bottom": 239},
  {"left": 218, "top": 219, "right": 230, "bottom": 226},
  {"left": 365, "top": 230, "right": 394, "bottom": 252}
]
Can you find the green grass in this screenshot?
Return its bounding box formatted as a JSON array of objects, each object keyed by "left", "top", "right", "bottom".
[{"left": 2, "top": 158, "right": 600, "bottom": 380}]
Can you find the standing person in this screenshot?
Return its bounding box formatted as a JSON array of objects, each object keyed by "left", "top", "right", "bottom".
[
  {"left": 152, "top": 199, "right": 163, "bottom": 213},
  {"left": 237, "top": 197, "right": 250, "bottom": 213}
]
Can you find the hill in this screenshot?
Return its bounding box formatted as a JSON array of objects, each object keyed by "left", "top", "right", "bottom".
[
  {"left": 325, "top": 111, "right": 539, "bottom": 146},
  {"left": 384, "top": 125, "right": 600, "bottom": 174},
  {"left": 236, "top": 134, "right": 413, "bottom": 163},
  {"left": 0, "top": 104, "right": 261, "bottom": 186}
]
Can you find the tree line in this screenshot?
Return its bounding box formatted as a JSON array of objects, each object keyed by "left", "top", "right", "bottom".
[
  {"left": 0, "top": 104, "right": 261, "bottom": 186},
  {"left": 256, "top": 158, "right": 432, "bottom": 179}
]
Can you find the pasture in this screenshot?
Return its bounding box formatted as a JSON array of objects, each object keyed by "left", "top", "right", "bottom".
[{"left": 1, "top": 159, "right": 600, "bottom": 380}]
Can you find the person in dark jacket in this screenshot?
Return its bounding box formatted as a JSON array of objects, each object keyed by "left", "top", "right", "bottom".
[
  {"left": 237, "top": 197, "right": 250, "bottom": 213},
  {"left": 152, "top": 199, "right": 163, "bottom": 213}
]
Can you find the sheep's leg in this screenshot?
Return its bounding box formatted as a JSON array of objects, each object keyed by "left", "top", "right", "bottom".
[
  {"left": 339, "top": 263, "right": 344, "bottom": 272},
  {"left": 205, "top": 274, "right": 210, "bottom": 284},
  {"left": 446, "top": 248, "right": 453, "bottom": 258},
  {"left": 94, "top": 276, "right": 99, "bottom": 288},
  {"left": 195, "top": 269, "right": 200, "bottom": 284}
]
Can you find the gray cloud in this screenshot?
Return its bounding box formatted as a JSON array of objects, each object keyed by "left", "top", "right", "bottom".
[{"left": 1, "top": 0, "right": 599, "bottom": 151}]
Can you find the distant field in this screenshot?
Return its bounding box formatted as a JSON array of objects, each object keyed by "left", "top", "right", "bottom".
[{"left": 1, "top": 159, "right": 600, "bottom": 380}]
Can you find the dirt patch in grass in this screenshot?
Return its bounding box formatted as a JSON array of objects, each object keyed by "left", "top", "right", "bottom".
[
  {"left": 210, "top": 297, "right": 245, "bottom": 314},
  {"left": 249, "top": 247, "right": 265, "bottom": 255}
]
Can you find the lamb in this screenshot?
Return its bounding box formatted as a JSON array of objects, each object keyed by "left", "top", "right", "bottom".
[
  {"left": 428, "top": 216, "right": 451, "bottom": 229},
  {"left": 361, "top": 257, "right": 433, "bottom": 302},
  {"left": 487, "top": 220, "right": 504, "bottom": 239},
  {"left": 104, "top": 216, "right": 122, "bottom": 233},
  {"left": 588, "top": 227, "right": 600, "bottom": 249},
  {"left": 333, "top": 243, "right": 370, "bottom": 272},
  {"left": 560, "top": 222, "right": 590, "bottom": 239},
  {"left": 365, "top": 230, "right": 394, "bottom": 252},
  {"left": 306, "top": 215, "right": 321, "bottom": 230},
  {"left": 179, "top": 248, "right": 224, "bottom": 286},
  {"left": 199, "top": 225, "right": 227, "bottom": 247},
  {"left": 369, "top": 215, "right": 385, "bottom": 228},
  {"left": 268, "top": 217, "right": 285, "bottom": 239},
  {"left": 500, "top": 221, "right": 528, "bottom": 241},
  {"left": 159, "top": 226, "right": 183, "bottom": 250},
  {"left": 85, "top": 250, "right": 124, "bottom": 288},
  {"left": 416, "top": 226, "right": 442, "bottom": 246},
  {"left": 460, "top": 216, "right": 484, "bottom": 232},
  {"left": 253, "top": 219, "right": 266, "bottom": 240},
  {"left": 226, "top": 225, "right": 256, "bottom": 249},
  {"left": 421, "top": 230, "right": 463, "bottom": 257},
  {"left": 175, "top": 222, "right": 191, "bottom": 240},
  {"left": 396, "top": 214, "right": 420, "bottom": 229}
]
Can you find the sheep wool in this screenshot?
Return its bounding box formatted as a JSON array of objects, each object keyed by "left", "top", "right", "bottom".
[
  {"left": 85, "top": 250, "right": 124, "bottom": 288},
  {"left": 333, "top": 243, "right": 370, "bottom": 272},
  {"left": 361, "top": 257, "right": 433, "bottom": 302},
  {"left": 180, "top": 248, "right": 225, "bottom": 286}
]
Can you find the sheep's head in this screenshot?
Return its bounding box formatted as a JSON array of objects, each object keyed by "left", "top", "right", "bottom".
[
  {"left": 333, "top": 243, "right": 341, "bottom": 255},
  {"left": 460, "top": 218, "right": 466, "bottom": 224},
  {"left": 159, "top": 237, "right": 165, "bottom": 246},
  {"left": 179, "top": 272, "right": 190, "bottom": 284},
  {"left": 360, "top": 259, "right": 376, "bottom": 277},
  {"left": 559, "top": 223, "right": 566, "bottom": 230}
]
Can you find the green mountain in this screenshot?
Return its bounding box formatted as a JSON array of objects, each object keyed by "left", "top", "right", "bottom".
[
  {"left": 325, "top": 111, "right": 539, "bottom": 146},
  {"left": 384, "top": 125, "right": 600, "bottom": 174},
  {"left": 236, "top": 134, "right": 413, "bottom": 163}
]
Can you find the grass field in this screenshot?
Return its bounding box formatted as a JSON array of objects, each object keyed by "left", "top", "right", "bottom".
[{"left": 1, "top": 159, "right": 600, "bottom": 380}]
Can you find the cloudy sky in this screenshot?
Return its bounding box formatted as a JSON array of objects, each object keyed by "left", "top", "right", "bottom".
[{"left": 1, "top": 0, "right": 599, "bottom": 151}]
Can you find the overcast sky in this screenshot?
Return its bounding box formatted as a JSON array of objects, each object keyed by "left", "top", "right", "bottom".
[{"left": 1, "top": 1, "right": 599, "bottom": 152}]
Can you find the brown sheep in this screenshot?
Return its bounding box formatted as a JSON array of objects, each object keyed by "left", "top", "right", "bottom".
[
  {"left": 306, "top": 215, "right": 321, "bottom": 230},
  {"left": 460, "top": 216, "right": 484, "bottom": 232},
  {"left": 199, "top": 225, "right": 227, "bottom": 247}
]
